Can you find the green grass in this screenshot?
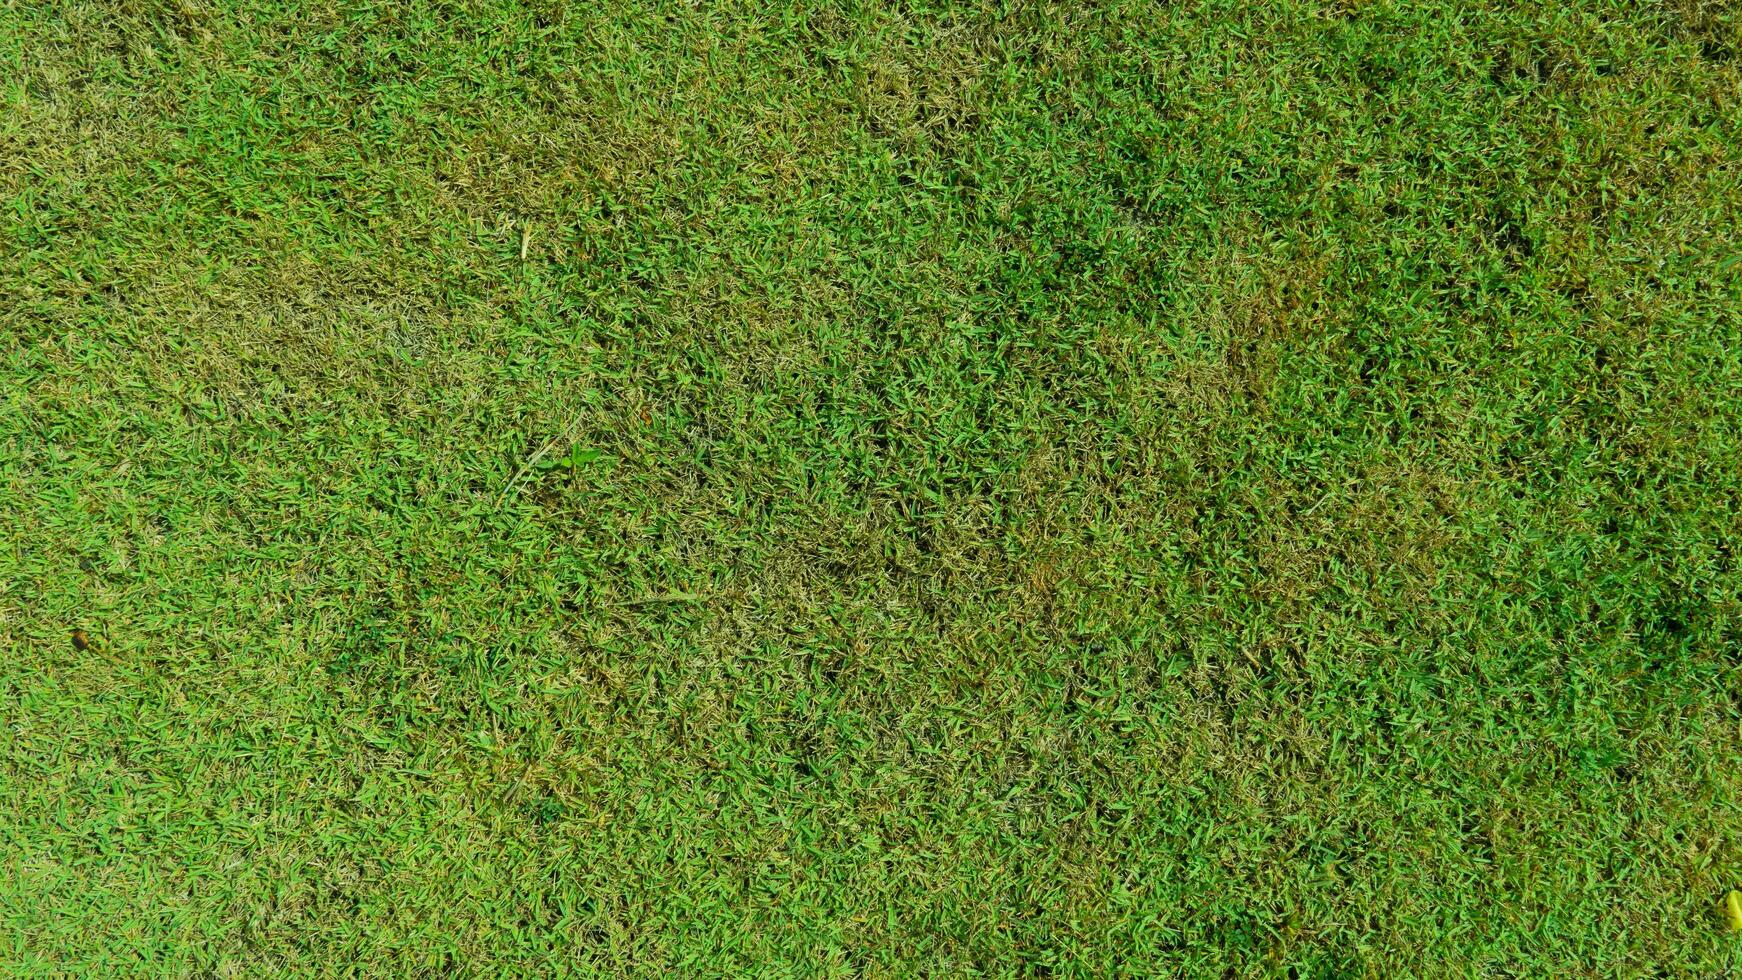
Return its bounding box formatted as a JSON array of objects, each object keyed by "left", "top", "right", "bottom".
[{"left": 2, "top": 0, "right": 1740, "bottom": 973}]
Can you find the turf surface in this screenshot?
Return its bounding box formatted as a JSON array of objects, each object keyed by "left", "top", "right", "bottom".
[{"left": 3, "top": 0, "right": 1741, "bottom": 974}]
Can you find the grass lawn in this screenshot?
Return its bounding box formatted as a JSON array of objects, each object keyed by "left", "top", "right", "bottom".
[{"left": 3, "top": 0, "right": 1741, "bottom": 974}]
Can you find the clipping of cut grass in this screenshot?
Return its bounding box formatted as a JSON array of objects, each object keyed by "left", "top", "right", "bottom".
[{"left": 2, "top": 0, "right": 1740, "bottom": 974}]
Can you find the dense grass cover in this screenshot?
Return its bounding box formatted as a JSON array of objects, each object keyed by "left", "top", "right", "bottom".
[{"left": 3, "top": 0, "right": 1740, "bottom": 973}]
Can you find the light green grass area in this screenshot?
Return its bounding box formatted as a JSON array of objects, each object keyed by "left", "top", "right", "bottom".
[{"left": 3, "top": 0, "right": 1741, "bottom": 974}]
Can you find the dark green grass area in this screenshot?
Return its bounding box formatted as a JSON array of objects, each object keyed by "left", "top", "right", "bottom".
[{"left": 3, "top": 0, "right": 1741, "bottom": 973}]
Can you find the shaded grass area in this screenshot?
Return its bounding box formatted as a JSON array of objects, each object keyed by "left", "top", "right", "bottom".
[{"left": 2, "top": 0, "right": 1740, "bottom": 973}]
